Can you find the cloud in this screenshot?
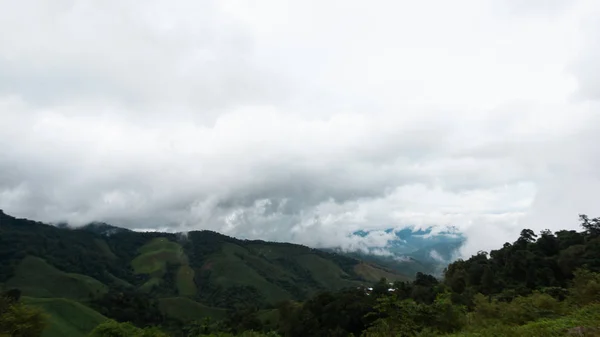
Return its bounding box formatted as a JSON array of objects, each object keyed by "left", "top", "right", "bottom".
[
  {"left": 429, "top": 250, "right": 445, "bottom": 263},
  {"left": 1, "top": 0, "right": 600, "bottom": 259}
]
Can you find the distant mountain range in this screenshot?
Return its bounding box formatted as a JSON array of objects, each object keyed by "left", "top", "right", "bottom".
[{"left": 325, "top": 226, "right": 465, "bottom": 276}]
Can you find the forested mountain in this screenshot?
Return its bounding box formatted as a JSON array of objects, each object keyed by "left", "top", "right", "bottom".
[
  {"left": 3, "top": 211, "right": 600, "bottom": 337},
  {"left": 0, "top": 209, "right": 406, "bottom": 336}
]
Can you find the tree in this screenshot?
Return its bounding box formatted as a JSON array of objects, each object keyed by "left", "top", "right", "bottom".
[
  {"left": 579, "top": 214, "right": 600, "bottom": 238},
  {"left": 537, "top": 229, "right": 559, "bottom": 256},
  {"left": 0, "top": 295, "right": 46, "bottom": 337},
  {"left": 371, "top": 278, "right": 389, "bottom": 297},
  {"left": 481, "top": 265, "right": 494, "bottom": 296},
  {"left": 569, "top": 269, "right": 600, "bottom": 306},
  {"left": 429, "top": 292, "right": 466, "bottom": 333},
  {"left": 364, "top": 295, "right": 421, "bottom": 336},
  {"left": 87, "top": 320, "right": 168, "bottom": 337},
  {"left": 518, "top": 229, "right": 537, "bottom": 244}
]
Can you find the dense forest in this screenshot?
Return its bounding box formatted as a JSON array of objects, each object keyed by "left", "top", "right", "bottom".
[{"left": 2, "top": 212, "right": 600, "bottom": 336}]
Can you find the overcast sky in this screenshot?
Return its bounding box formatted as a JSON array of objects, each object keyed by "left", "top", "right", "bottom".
[{"left": 1, "top": 0, "right": 599, "bottom": 257}]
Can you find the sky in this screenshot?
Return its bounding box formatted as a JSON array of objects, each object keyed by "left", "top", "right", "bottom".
[{"left": 1, "top": 0, "right": 599, "bottom": 258}]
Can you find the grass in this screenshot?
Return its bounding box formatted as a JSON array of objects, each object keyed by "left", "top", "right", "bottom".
[
  {"left": 176, "top": 265, "right": 197, "bottom": 296},
  {"left": 294, "top": 254, "right": 362, "bottom": 289},
  {"left": 6, "top": 256, "right": 107, "bottom": 300},
  {"left": 132, "top": 238, "right": 186, "bottom": 273},
  {"left": 202, "top": 242, "right": 409, "bottom": 304},
  {"left": 104, "top": 272, "right": 133, "bottom": 288},
  {"left": 139, "top": 277, "right": 162, "bottom": 293},
  {"left": 132, "top": 237, "right": 199, "bottom": 296},
  {"left": 138, "top": 237, "right": 183, "bottom": 255},
  {"left": 93, "top": 239, "right": 117, "bottom": 260},
  {"left": 353, "top": 262, "right": 411, "bottom": 282},
  {"left": 23, "top": 297, "right": 107, "bottom": 337},
  {"left": 207, "top": 243, "right": 292, "bottom": 304},
  {"left": 158, "top": 297, "right": 227, "bottom": 322}
]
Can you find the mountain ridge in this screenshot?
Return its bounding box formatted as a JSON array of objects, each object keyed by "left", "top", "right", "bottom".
[{"left": 0, "top": 210, "right": 410, "bottom": 309}]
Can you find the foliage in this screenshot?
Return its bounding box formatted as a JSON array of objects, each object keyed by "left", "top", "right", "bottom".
[
  {"left": 87, "top": 320, "right": 168, "bottom": 337},
  {"left": 22, "top": 297, "right": 107, "bottom": 337},
  {"left": 4, "top": 211, "right": 600, "bottom": 337},
  {"left": 0, "top": 210, "right": 396, "bottom": 311},
  {"left": 447, "top": 303, "right": 600, "bottom": 337},
  {"left": 158, "top": 297, "right": 226, "bottom": 323},
  {"left": 90, "top": 288, "right": 164, "bottom": 327},
  {"left": 0, "top": 291, "right": 46, "bottom": 337},
  {"left": 364, "top": 291, "right": 466, "bottom": 336},
  {"left": 570, "top": 268, "right": 600, "bottom": 306}
]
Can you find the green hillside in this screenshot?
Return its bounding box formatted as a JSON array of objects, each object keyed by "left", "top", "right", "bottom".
[
  {"left": 0, "top": 210, "right": 409, "bottom": 336},
  {"left": 4, "top": 211, "right": 600, "bottom": 337},
  {"left": 6, "top": 256, "right": 107, "bottom": 300},
  {"left": 132, "top": 237, "right": 186, "bottom": 275},
  {"left": 132, "top": 237, "right": 193, "bottom": 294},
  {"left": 0, "top": 210, "right": 408, "bottom": 335},
  {"left": 202, "top": 242, "right": 294, "bottom": 304},
  {"left": 353, "top": 261, "right": 412, "bottom": 282},
  {"left": 22, "top": 297, "right": 107, "bottom": 337},
  {"left": 158, "top": 297, "right": 226, "bottom": 322}
]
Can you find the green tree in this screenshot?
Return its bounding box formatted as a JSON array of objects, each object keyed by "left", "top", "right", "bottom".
[
  {"left": 518, "top": 229, "right": 537, "bottom": 244},
  {"left": 569, "top": 269, "right": 600, "bottom": 306},
  {"left": 481, "top": 265, "right": 495, "bottom": 296},
  {"left": 0, "top": 295, "right": 46, "bottom": 337},
  {"left": 88, "top": 320, "right": 168, "bottom": 337},
  {"left": 364, "top": 295, "right": 421, "bottom": 336},
  {"left": 579, "top": 214, "right": 600, "bottom": 238}
]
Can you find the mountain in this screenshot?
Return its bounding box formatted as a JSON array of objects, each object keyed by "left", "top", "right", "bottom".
[
  {"left": 79, "top": 222, "right": 132, "bottom": 236},
  {"left": 0, "top": 210, "right": 409, "bottom": 336},
  {"left": 326, "top": 226, "right": 465, "bottom": 276}
]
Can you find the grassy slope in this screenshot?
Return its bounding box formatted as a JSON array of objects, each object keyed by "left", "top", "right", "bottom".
[
  {"left": 207, "top": 243, "right": 293, "bottom": 303},
  {"left": 158, "top": 297, "right": 227, "bottom": 322},
  {"left": 158, "top": 297, "right": 278, "bottom": 325},
  {"left": 23, "top": 297, "right": 107, "bottom": 337},
  {"left": 176, "top": 265, "right": 197, "bottom": 296},
  {"left": 132, "top": 237, "right": 196, "bottom": 296},
  {"left": 93, "top": 239, "right": 117, "bottom": 260},
  {"left": 132, "top": 238, "right": 185, "bottom": 275},
  {"left": 202, "top": 241, "right": 409, "bottom": 304},
  {"left": 6, "top": 256, "right": 107, "bottom": 300},
  {"left": 105, "top": 272, "right": 133, "bottom": 288},
  {"left": 294, "top": 254, "right": 362, "bottom": 289},
  {"left": 353, "top": 262, "right": 412, "bottom": 282}
]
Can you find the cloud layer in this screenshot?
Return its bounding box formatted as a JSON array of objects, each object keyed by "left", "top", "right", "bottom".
[{"left": 1, "top": 0, "right": 599, "bottom": 257}]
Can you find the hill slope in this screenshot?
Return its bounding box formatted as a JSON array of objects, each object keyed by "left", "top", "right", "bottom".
[
  {"left": 22, "top": 297, "right": 108, "bottom": 337},
  {"left": 0, "top": 210, "right": 406, "bottom": 311},
  {"left": 6, "top": 256, "right": 107, "bottom": 300}
]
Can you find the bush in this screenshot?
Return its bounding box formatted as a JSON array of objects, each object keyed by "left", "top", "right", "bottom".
[
  {"left": 570, "top": 269, "right": 600, "bottom": 306},
  {"left": 88, "top": 320, "right": 168, "bottom": 337},
  {"left": 0, "top": 296, "right": 46, "bottom": 337}
]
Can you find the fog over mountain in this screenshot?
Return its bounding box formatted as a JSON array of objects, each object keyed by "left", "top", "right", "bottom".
[{"left": 1, "top": 0, "right": 600, "bottom": 258}]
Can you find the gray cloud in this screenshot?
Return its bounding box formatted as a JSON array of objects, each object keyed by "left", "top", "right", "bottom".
[{"left": 1, "top": 0, "right": 600, "bottom": 258}]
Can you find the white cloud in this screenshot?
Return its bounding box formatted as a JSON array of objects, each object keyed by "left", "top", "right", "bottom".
[
  {"left": 1, "top": 0, "right": 599, "bottom": 258},
  {"left": 429, "top": 250, "right": 445, "bottom": 263}
]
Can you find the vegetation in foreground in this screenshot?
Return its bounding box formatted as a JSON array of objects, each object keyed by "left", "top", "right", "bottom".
[{"left": 3, "top": 213, "right": 600, "bottom": 336}]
